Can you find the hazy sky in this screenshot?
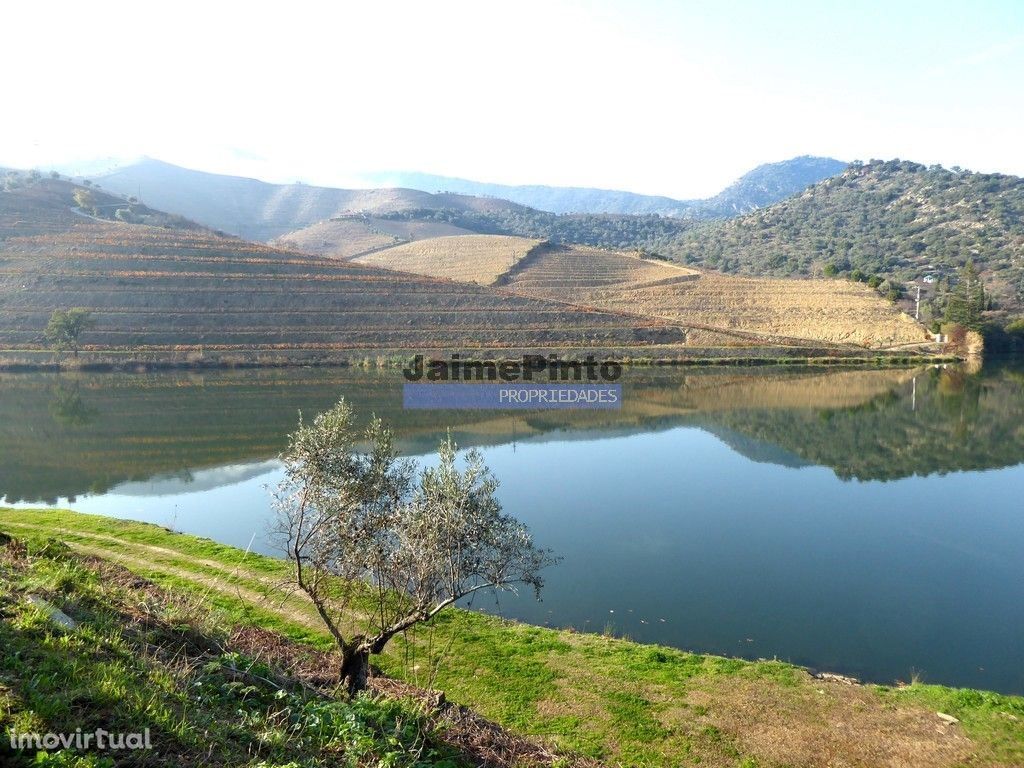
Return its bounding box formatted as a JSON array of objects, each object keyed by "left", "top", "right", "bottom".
[{"left": 4, "top": 0, "right": 1023, "bottom": 197}]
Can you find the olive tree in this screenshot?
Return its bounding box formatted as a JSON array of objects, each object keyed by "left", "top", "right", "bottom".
[
  {"left": 72, "top": 188, "right": 96, "bottom": 214},
  {"left": 44, "top": 308, "right": 96, "bottom": 357},
  {"left": 272, "top": 399, "right": 556, "bottom": 696}
]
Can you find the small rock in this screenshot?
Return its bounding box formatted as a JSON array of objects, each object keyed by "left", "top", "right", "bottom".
[
  {"left": 813, "top": 672, "right": 860, "bottom": 685},
  {"left": 26, "top": 595, "right": 77, "bottom": 630},
  {"left": 936, "top": 712, "right": 959, "bottom": 725}
]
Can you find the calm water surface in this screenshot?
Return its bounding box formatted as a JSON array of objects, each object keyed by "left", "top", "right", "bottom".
[{"left": 2, "top": 363, "right": 1022, "bottom": 693}]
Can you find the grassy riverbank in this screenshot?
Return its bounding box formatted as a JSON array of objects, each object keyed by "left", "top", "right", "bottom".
[
  {"left": 2, "top": 508, "right": 1022, "bottom": 767},
  {"left": 0, "top": 537, "right": 484, "bottom": 767}
]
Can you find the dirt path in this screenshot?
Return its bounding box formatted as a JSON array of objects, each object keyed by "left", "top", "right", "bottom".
[
  {"left": 0, "top": 520, "right": 270, "bottom": 582},
  {"left": 66, "top": 541, "right": 325, "bottom": 630},
  {"left": 0, "top": 520, "right": 346, "bottom": 631}
]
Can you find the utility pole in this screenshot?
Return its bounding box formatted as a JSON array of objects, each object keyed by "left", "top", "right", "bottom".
[{"left": 915, "top": 286, "right": 921, "bottom": 321}]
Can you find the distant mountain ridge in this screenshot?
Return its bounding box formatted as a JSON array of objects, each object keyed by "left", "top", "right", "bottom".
[
  {"left": 359, "top": 156, "right": 847, "bottom": 217},
  {"left": 92, "top": 159, "right": 530, "bottom": 241},
  {"left": 89, "top": 156, "right": 848, "bottom": 240},
  {"left": 357, "top": 172, "right": 693, "bottom": 216},
  {"left": 701, "top": 156, "right": 850, "bottom": 215}
]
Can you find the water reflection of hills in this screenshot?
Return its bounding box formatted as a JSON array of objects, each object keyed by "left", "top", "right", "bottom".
[
  {"left": 1, "top": 363, "right": 1022, "bottom": 502},
  {"left": 709, "top": 364, "right": 1024, "bottom": 481}
]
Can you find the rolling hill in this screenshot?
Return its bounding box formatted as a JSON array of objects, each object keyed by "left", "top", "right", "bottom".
[
  {"left": 700, "top": 156, "right": 850, "bottom": 216},
  {"left": 0, "top": 175, "right": 932, "bottom": 363},
  {"left": 0, "top": 176, "right": 694, "bottom": 359},
  {"left": 86, "top": 156, "right": 848, "bottom": 248},
  {"left": 286, "top": 205, "right": 697, "bottom": 260},
  {"left": 351, "top": 234, "right": 544, "bottom": 284},
  {"left": 359, "top": 156, "right": 847, "bottom": 216},
  {"left": 353, "top": 159, "right": 1024, "bottom": 335},
  {"left": 673, "top": 159, "right": 1024, "bottom": 319},
  {"left": 270, "top": 216, "right": 477, "bottom": 260},
  {"left": 503, "top": 250, "right": 926, "bottom": 348},
  {"left": 356, "top": 236, "right": 929, "bottom": 349},
  {"left": 90, "top": 158, "right": 531, "bottom": 241},
  {"left": 321, "top": 231, "right": 929, "bottom": 348},
  {"left": 1, "top": 168, "right": 199, "bottom": 235},
  {"left": 80, "top": 155, "right": 1024, "bottom": 335}
]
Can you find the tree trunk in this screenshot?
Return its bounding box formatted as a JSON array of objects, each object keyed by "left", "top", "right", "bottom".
[{"left": 339, "top": 642, "right": 371, "bottom": 697}]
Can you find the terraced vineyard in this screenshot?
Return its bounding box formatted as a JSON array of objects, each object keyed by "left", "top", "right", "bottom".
[
  {"left": 0, "top": 178, "right": 84, "bottom": 236},
  {"left": 353, "top": 234, "right": 544, "bottom": 285},
  {"left": 346, "top": 233, "right": 929, "bottom": 348},
  {"left": 270, "top": 217, "right": 399, "bottom": 258},
  {"left": 497, "top": 243, "right": 698, "bottom": 290},
  {"left": 270, "top": 215, "right": 476, "bottom": 260},
  {"left": 1, "top": 177, "right": 935, "bottom": 361},
  {"left": 356, "top": 236, "right": 929, "bottom": 349},
  {"left": 625, "top": 272, "right": 928, "bottom": 348},
  {"left": 0, "top": 180, "right": 690, "bottom": 358},
  {"left": 503, "top": 251, "right": 928, "bottom": 348}
]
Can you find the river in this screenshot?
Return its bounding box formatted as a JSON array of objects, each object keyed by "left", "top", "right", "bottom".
[{"left": 2, "top": 362, "right": 1022, "bottom": 693}]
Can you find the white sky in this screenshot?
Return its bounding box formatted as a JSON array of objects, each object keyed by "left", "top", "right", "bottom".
[{"left": 3, "top": 0, "right": 1023, "bottom": 198}]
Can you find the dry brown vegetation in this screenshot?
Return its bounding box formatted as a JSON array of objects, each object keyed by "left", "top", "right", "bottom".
[
  {"left": 0, "top": 185, "right": 688, "bottom": 355},
  {"left": 353, "top": 234, "right": 545, "bottom": 285},
  {"left": 659, "top": 675, "right": 974, "bottom": 768},
  {"left": 500, "top": 243, "right": 698, "bottom": 290},
  {"left": 353, "top": 236, "right": 929, "bottom": 349},
  {"left": 0, "top": 180, "right": 937, "bottom": 361},
  {"left": 493, "top": 244, "right": 929, "bottom": 349},
  {"left": 271, "top": 217, "right": 400, "bottom": 259},
  {"left": 572, "top": 271, "right": 928, "bottom": 348},
  {"left": 271, "top": 216, "right": 476, "bottom": 260}
]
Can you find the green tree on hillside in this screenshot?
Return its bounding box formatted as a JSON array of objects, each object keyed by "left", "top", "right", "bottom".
[
  {"left": 44, "top": 308, "right": 96, "bottom": 357},
  {"left": 72, "top": 189, "right": 96, "bottom": 215},
  {"left": 944, "top": 260, "right": 986, "bottom": 330}
]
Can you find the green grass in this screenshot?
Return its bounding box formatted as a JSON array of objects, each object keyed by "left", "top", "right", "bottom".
[
  {"left": 878, "top": 684, "right": 1024, "bottom": 764},
  {"left": 0, "top": 537, "right": 468, "bottom": 767},
  {"left": 2, "top": 508, "right": 1023, "bottom": 767}
]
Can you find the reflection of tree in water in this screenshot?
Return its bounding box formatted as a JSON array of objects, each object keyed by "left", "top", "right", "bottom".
[
  {"left": 49, "top": 382, "right": 99, "bottom": 427},
  {"left": 933, "top": 367, "right": 982, "bottom": 441}
]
